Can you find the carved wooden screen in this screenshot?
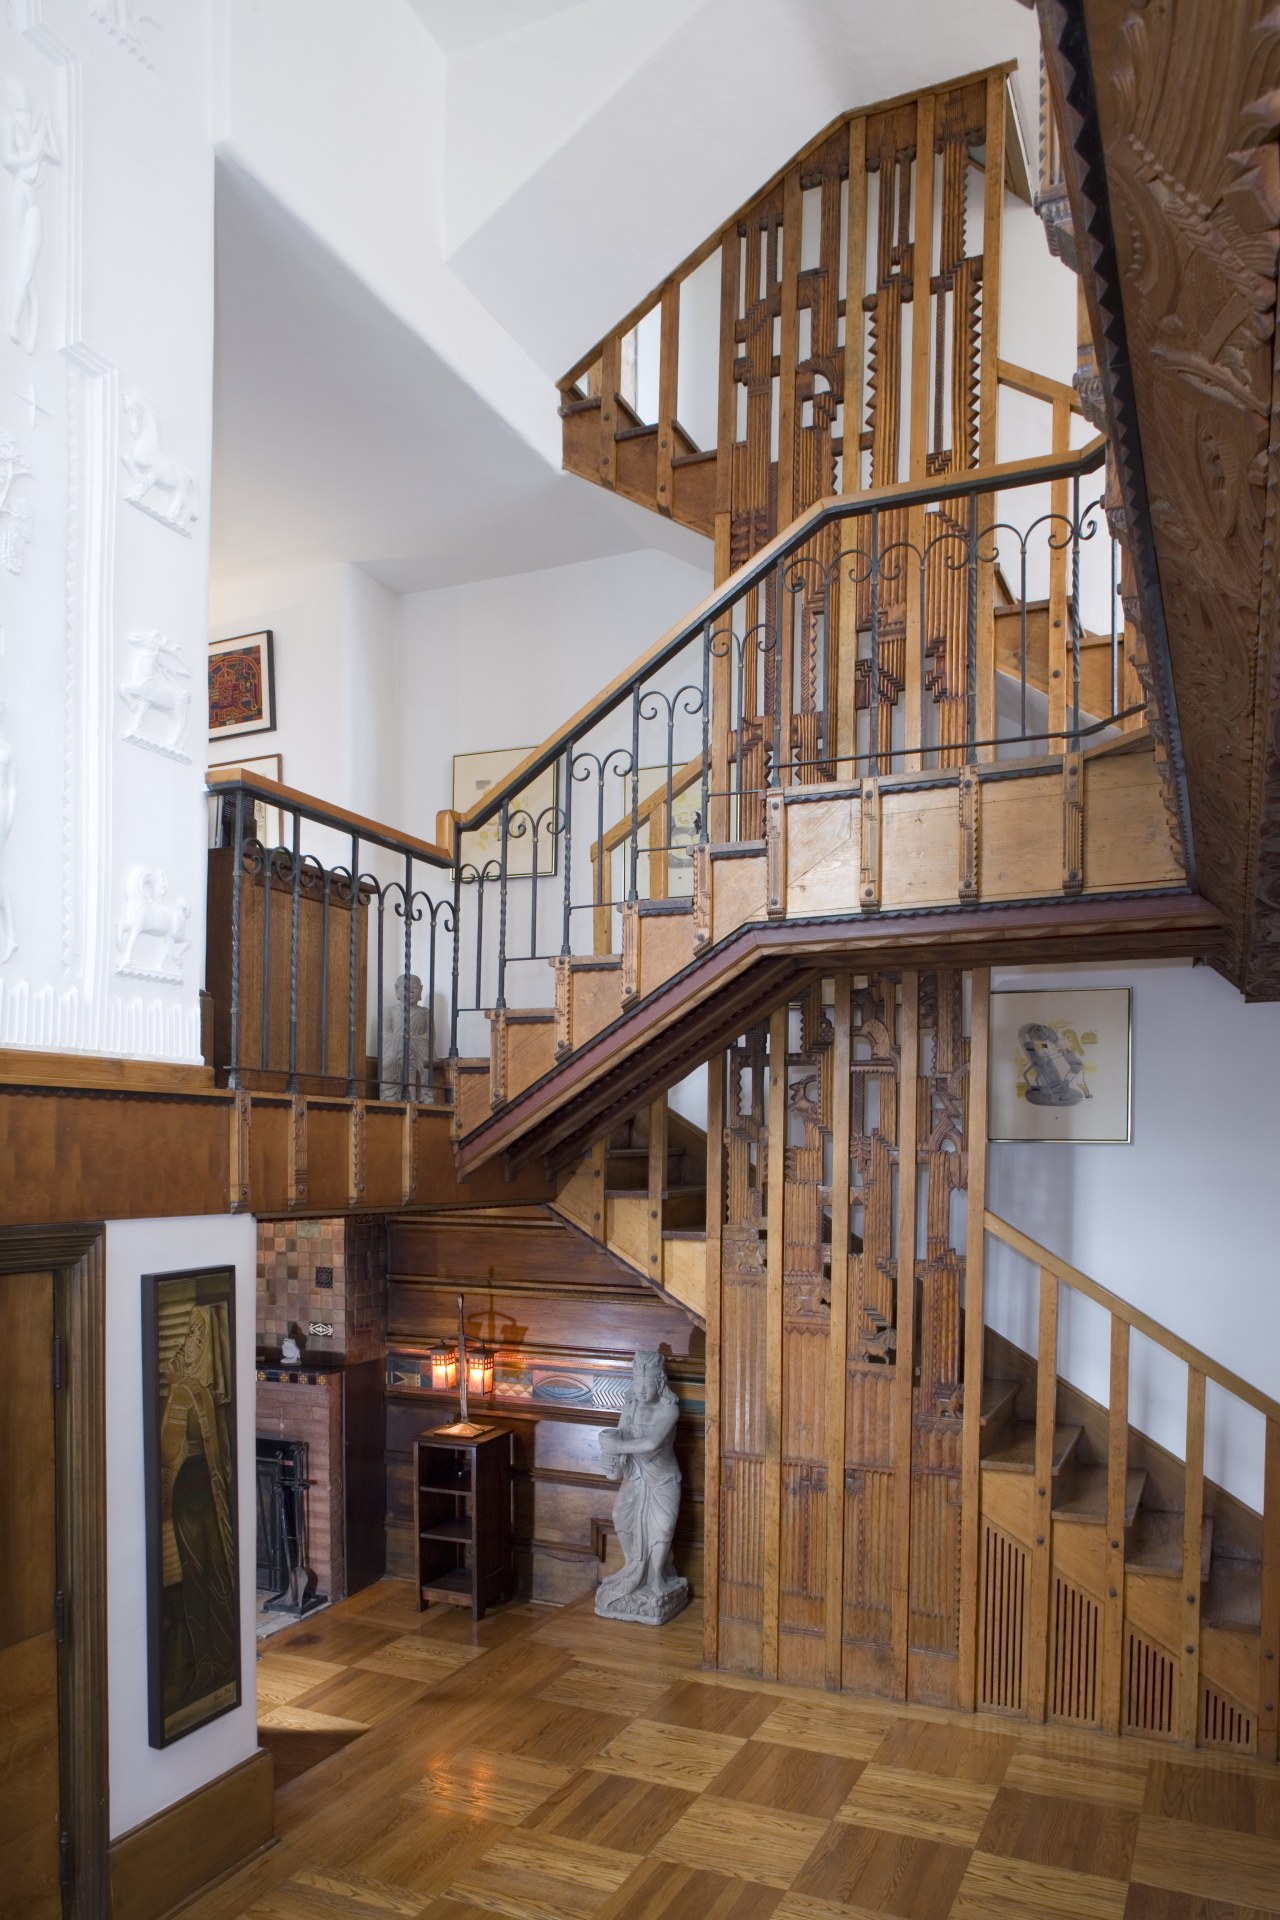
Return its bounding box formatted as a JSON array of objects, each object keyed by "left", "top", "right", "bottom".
[
  {"left": 711, "top": 72, "right": 1006, "bottom": 823},
  {"left": 709, "top": 966, "right": 980, "bottom": 1706}
]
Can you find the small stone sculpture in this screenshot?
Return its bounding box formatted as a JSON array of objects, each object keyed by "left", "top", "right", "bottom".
[
  {"left": 595, "top": 1350, "right": 689, "bottom": 1625},
  {"left": 380, "top": 972, "right": 435, "bottom": 1101}
]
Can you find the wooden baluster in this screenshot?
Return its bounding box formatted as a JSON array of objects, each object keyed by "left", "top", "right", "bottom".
[
  {"left": 902, "top": 94, "right": 935, "bottom": 774},
  {"left": 598, "top": 334, "right": 621, "bottom": 492},
  {"left": 825, "top": 973, "right": 853, "bottom": 1688},
  {"left": 890, "top": 972, "right": 920, "bottom": 1698},
  {"left": 710, "top": 235, "right": 738, "bottom": 841},
  {"left": 1179, "top": 1367, "right": 1206, "bottom": 1746},
  {"left": 646, "top": 1096, "right": 669, "bottom": 1288},
  {"left": 657, "top": 283, "right": 680, "bottom": 518},
  {"left": 762, "top": 1003, "right": 788, "bottom": 1680},
  {"left": 974, "top": 69, "right": 1005, "bottom": 761},
  {"left": 1027, "top": 1265, "right": 1058, "bottom": 1722},
  {"left": 957, "top": 969, "right": 989, "bottom": 1711},
  {"left": 1259, "top": 1416, "right": 1280, "bottom": 1761},
  {"left": 1102, "top": 1316, "right": 1129, "bottom": 1735},
  {"left": 702, "top": 1052, "right": 726, "bottom": 1670}
]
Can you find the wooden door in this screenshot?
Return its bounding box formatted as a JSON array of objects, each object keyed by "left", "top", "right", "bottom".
[{"left": 0, "top": 1271, "right": 62, "bottom": 1918}]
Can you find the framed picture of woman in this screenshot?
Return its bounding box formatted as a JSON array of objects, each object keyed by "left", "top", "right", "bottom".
[{"left": 141, "top": 1266, "right": 241, "bottom": 1747}]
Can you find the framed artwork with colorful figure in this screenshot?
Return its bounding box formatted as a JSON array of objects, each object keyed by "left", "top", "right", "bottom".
[
  {"left": 988, "top": 987, "right": 1132, "bottom": 1143},
  {"left": 141, "top": 1265, "right": 241, "bottom": 1747},
  {"left": 209, "top": 631, "right": 276, "bottom": 740}
]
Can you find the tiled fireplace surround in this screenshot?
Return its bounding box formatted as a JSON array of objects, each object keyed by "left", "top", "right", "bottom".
[{"left": 256, "top": 1216, "right": 388, "bottom": 1602}]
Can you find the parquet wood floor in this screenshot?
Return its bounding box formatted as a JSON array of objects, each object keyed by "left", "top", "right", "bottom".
[{"left": 178, "top": 1582, "right": 1280, "bottom": 1920}]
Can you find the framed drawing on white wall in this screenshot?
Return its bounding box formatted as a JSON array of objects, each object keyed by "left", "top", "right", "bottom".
[
  {"left": 208, "top": 752, "right": 284, "bottom": 850},
  {"left": 452, "top": 747, "right": 559, "bottom": 878},
  {"left": 989, "top": 987, "right": 1132, "bottom": 1143}
]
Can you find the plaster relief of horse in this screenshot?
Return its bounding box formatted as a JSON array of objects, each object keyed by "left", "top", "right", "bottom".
[
  {"left": 116, "top": 867, "right": 190, "bottom": 981},
  {"left": 121, "top": 391, "right": 198, "bottom": 535}
]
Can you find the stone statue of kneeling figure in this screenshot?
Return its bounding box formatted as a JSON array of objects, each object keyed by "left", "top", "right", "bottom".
[{"left": 595, "top": 1350, "right": 689, "bottom": 1625}]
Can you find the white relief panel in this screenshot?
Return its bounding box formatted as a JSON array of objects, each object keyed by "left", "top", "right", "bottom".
[
  {"left": 120, "top": 390, "right": 198, "bottom": 534},
  {"left": 117, "top": 628, "right": 191, "bottom": 759},
  {"left": 1, "top": 72, "right": 61, "bottom": 355},
  {"left": 0, "top": 428, "right": 34, "bottom": 572},
  {"left": 115, "top": 864, "right": 189, "bottom": 981},
  {"left": 0, "top": 691, "right": 15, "bottom": 962},
  {"left": 88, "top": 0, "right": 158, "bottom": 69}
]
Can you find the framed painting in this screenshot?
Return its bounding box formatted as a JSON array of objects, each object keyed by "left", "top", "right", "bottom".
[
  {"left": 452, "top": 746, "right": 558, "bottom": 878},
  {"left": 141, "top": 1265, "right": 241, "bottom": 1748},
  {"left": 989, "top": 987, "right": 1132, "bottom": 1143},
  {"left": 209, "top": 631, "right": 276, "bottom": 740},
  {"left": 208, "top": 751, "right": 284, "bottom": 851}
]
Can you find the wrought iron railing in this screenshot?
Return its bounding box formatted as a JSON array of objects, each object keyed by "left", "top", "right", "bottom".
[
  {"left": 206, "top": 772, "right": 454, "bottom": 1100},
  {"left": 447, "top": 437, "right": 1140, "bottom": 1048},
  {"left": 207, "top": 437, "right": 1145, "bottom": 1097}
]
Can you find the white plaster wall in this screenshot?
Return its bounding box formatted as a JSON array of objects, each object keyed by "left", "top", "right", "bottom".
[
  {"left": 214, "top": 0, "right": 557, "bottom": 464},
  {"left": 209, "top": 561, "right": 401, "bottom": 828},
  {"left": 1, "top": 0, "right": 213, "bottom": 1063},
  {"left": 104, "top": 1212, "right": 259, "bottom": 1839},
  {"left": 397, "top": 547, "right": 713, "bottom": 827},
  {"left": 985, "top": 958, "right": 1280, "bottom": 1510}
]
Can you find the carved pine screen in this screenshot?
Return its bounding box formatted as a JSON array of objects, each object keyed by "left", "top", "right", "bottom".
[
  {"left": 710, "top": 73, "right": 1006, "bottom": 828},
  {"left": 712, "top": 967, "right": 980, "bottom": 1705}
]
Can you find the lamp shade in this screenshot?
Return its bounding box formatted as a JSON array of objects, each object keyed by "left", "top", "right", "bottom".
[
  {"left": 466, "top": 1344, "right": 494, "bottom": 1397},
  {"left": 429, "top": 1341, "right": 458, "bottom": 1392}
]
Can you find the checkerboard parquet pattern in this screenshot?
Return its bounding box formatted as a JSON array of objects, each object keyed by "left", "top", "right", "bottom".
[{"left": 178, "top": 1583, "right": 1280, "bottom": 1920}]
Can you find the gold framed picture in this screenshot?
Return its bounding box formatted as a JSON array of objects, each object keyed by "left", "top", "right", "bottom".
[
  {"left": 141, "top": 1265, "right": 240, "bottom": 1747},
  {"left": 988, "top": 987, "right": 1132, "bottom": 1143},
  {"left": 452, "top": 747, "right": 558, "bottom": 878}
]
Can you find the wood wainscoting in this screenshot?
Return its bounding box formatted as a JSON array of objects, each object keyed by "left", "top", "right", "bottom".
[
  {"left": 384, "top": 1208, "right": 705, "bottom": 1605},
  {"left": 107, "top": 1748, "right": 274, "bottom": 1920}
]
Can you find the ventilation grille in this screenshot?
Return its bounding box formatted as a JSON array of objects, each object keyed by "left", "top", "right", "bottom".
[
  {"left": 1050, "top": 1575, "right": 1100, "bottom": 1725},
  {"left": 978, "top": 1521, "right": 1027, "bottom": 1711},
  {"left": 1200, "top": 1682, "right": 1255, "bottom": 1754},
  {"left": 1123, "top": 1627, "right": 1177, "bottom": 1737}
]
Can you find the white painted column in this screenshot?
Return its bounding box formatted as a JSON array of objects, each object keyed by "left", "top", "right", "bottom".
[{"left": 1, "top": 0, "right": 212, "bottom": 1061}]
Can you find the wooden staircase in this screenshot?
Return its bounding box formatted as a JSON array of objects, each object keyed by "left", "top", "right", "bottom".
[
  {"left": 449, "top": 726, "right": 1208, "bottom": 1182},
  {"left": 975, "top": 1216, "right": 1276, "bottom": 1757}
]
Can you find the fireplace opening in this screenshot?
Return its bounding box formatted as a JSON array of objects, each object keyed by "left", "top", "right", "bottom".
[{"left": 255, "top": 1436, "right": 327, "bottom": 1617}]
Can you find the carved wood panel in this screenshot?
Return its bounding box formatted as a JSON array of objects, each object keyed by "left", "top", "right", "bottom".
[
  {"left": 1045, "top": 0, "right": 1280, "bottom": 995},
  {"left": 711, "top": 966, "right": 979, "bottom": 1705}
]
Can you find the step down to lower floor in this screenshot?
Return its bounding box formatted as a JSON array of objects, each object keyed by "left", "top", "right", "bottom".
[
  {"left": 983, "top": 1421, "right": 1082, "bottom": 1477},
  {"left": 1125, "top": 1507, "right": 1214, "bottom": 1583}
]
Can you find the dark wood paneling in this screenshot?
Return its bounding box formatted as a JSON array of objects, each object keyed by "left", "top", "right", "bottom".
[
  {"left": 0, "top": 1089, "right": 230, "bottom": 1225},
  {"left": 384, "top": 1205, "right": 705, "bottom": 1608},
  {"left": 344, "top": 1358, "right": 387, "bottom": 1595}
]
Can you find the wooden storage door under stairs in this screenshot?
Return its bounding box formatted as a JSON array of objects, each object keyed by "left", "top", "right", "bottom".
[
  {"left": 0, "top": 1271, "right": 61, "bottom": 1919},
  {"left": 706, "top": 966, "right": 982, "bottom": 1705}
]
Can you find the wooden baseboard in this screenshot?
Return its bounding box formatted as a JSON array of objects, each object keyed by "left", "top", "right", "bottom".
[
  {"left": 108, "top": 1748, "right": 273, "bottom": 1920},
  {"left": 0, "top": 1045, "right": 215, "bottom": 1093}
]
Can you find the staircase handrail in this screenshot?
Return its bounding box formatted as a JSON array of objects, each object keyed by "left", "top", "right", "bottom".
[
  {"left": 207, "top": 766, "right": 453, "bottom": 867},
  {"left": 985, "top": 1209, "right": 1280, "bottom": 1423},
  {"left": 452, "top": 436, "right": 1108, "bottom": 843}
]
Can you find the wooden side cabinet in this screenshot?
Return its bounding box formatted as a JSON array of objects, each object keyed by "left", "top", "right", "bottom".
[{"left": 412, "top": 1426, "right": 513, "bottom": 1619}]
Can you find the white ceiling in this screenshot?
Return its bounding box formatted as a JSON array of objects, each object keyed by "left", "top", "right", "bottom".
[
  {"left": 212, "top": 0, "right": 1042, "bottom": 596},
  {"left": 405, "top": 0, "right": 588, "bottom": 53},
  {"left": 211, "top": 158, "right": 708, "bottom": 593}
]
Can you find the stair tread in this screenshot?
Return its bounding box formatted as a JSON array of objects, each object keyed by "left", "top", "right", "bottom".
[
  {"left": 1202, "top": 1557, "right": 1262, "bottom": 1631},
  {"left": 1053, "top": 1465, "right": 1146, "bottom": 1528},
  {"left": 1125, "top": 1508, "right": 1214, "bottom": 1581},
  {"left": 980, "top": 1378, "right": 1020, "bottom": 1426},
  {"left": 982, "top": 1422, "right": 1082, "bottom": 1475}
]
